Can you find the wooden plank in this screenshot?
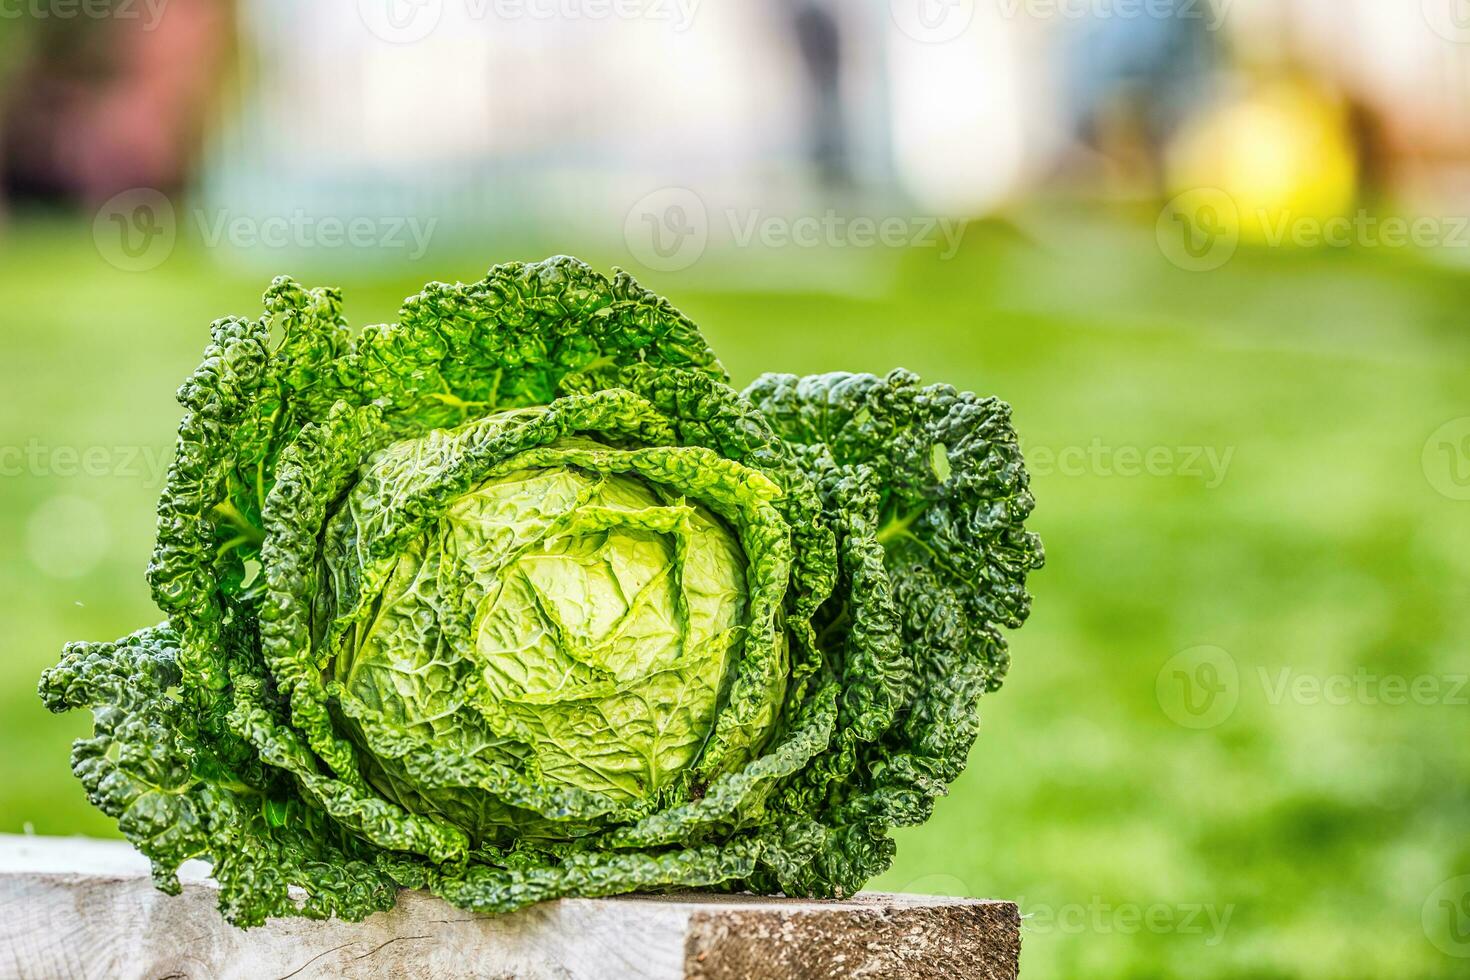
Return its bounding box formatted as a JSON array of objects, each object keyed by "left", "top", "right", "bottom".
[{"left": 0, "top": 835, "right": 1019, "bottom": 979}]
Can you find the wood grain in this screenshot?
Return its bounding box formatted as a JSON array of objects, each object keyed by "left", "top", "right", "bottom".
[{"left": 0, "top": 835, "right": 1019, "bottom": 979}]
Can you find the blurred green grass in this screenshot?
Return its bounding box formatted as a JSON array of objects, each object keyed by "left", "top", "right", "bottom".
[{"left": 2, "top": 215, "right": 1467, "bottom": 977}]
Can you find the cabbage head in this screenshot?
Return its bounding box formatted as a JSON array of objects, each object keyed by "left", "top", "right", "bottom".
[{"left": 39, "top": 257, "right": 1042, "bottom": 925}]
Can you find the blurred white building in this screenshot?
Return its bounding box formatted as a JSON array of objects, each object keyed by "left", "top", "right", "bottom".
[
  {"left": 198, "top": 0, "right": 1470, "bottom": 269},
  {"left": 201, "top": 0, "right": 1051, "bottom": 263}
]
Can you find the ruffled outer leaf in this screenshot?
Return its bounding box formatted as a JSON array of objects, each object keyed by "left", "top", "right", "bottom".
[
  {"left": 41, "top": 260, "right": 1041, "bottom": 926},
  {"left": 744, "top": 369, "right": 1045, "bottom": 889}
]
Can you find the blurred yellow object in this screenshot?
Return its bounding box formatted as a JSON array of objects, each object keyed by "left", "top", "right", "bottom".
[{"left": 1166, "top": 79, "right": 1358, "bottom": 245}]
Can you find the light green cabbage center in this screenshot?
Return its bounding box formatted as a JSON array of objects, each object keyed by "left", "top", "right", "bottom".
[{"left": 330, "top": 444, "right": 749, "bottom": 833}]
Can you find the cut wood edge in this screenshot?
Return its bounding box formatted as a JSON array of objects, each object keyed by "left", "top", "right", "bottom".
[{"left": 0, "top": 835, "right": 1019, "bottom": 979}]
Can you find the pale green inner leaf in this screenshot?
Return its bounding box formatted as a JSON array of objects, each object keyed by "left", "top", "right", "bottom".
[{"left": 332, "top": 442, "right": 751, "bottom": 836}]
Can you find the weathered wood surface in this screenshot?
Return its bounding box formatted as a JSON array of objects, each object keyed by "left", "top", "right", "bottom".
[{"left": 0, "top": 835, "right": 1019, "bottom": 979}]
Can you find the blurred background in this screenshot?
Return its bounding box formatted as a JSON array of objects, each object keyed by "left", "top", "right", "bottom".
[{"left": 2, "top": 0, "right": 1469, "bottom": 975}]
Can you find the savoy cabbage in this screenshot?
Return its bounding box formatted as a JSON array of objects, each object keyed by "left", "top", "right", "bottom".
[{"left": 39, "top": 256, "right": 1043, "bottom": 925}]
